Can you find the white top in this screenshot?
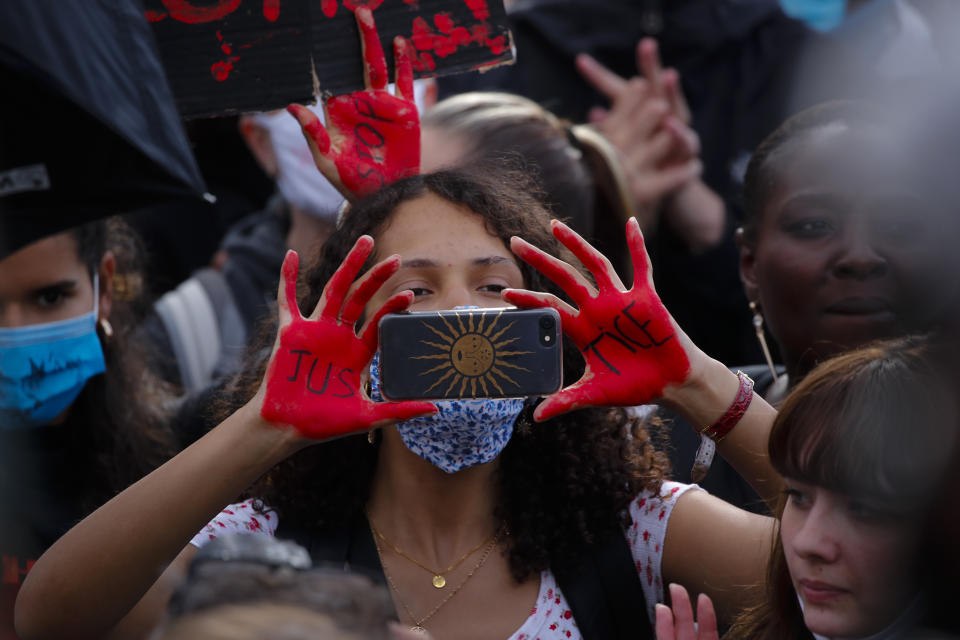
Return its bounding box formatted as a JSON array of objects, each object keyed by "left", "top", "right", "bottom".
[{"left": 191, "top": 481, "right": 700, "bottom": 637}]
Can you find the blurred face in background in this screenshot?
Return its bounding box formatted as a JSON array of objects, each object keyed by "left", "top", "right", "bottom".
[{"left": 740, "top": 122, "right": 958, "bottom": 376}]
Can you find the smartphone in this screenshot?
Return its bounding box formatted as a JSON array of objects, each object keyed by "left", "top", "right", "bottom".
[{"left": 378, "top": 307, "right": 563, "bottom": 401}]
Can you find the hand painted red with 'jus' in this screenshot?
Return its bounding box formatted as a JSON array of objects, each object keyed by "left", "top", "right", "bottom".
[
  {"left": 504, "top": 219, "right": 690, "bottom": 421},
  {"left": 261, "top": 242, "right": 437, "bottom": 439}
]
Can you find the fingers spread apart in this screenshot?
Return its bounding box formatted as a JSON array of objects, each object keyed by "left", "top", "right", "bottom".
[{"left": 549, "top": 220, "right": 623, "bottom": 291}]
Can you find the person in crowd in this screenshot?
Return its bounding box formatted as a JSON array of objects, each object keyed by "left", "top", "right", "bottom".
[
  {"left": 0, "top": 218, "right": 176, "bottom": 639},
  {"left": 15, "top": 166, "right": 780, "bottom": 640},
  {"left": 150, "top": 534, "right": 414, "bottom": 640},
  {"left": 661, "top": 335, "right": 960, "bottom": 639},
  {"left": 668, "top": 100, "right": 960, "bottom": 508},
  {"left": 140, "top": 103, "right": 347, "bottom": 395},
  {"left": 158, "top": 59, "right": 700, "bottom": 429}
]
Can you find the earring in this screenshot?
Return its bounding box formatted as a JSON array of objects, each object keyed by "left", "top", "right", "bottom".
[
  {"left": 367, "top": 429, "right": 378, "bottom": 445},
  {"left": 749, "top": 301, "right": 779, "bottom": 382},
  {"left": 99, "top": 318, "right": 114, "bottom": 339}
]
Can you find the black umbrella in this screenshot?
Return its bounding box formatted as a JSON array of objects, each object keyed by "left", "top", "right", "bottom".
[{"left": 0, "top": 0, "right": 207, "bottom": 260}]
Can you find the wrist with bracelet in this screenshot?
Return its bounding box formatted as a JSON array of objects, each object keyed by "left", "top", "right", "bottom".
[{"left": 690, "top": 370, "right": 755, "bottom": 483}]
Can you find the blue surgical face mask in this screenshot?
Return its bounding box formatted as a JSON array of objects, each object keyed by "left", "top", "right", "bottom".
[
  {"left": 780, "top": 0, "right": 847, "bottom": 32},
  {"left": 0, "top": 275, "right": 106, "bottom": 429},
  {"left": 369, "top": 306, "right": 526, "bottom": 474}
]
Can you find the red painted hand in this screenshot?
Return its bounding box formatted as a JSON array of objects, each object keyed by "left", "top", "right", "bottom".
[
  {"left": 260, "top": 240, "right": 437, "bottom": 439},
  {"left": 503, "top": 218, "right": 691, "bottom": 421},
  {"left": 288, "top": 7, "right": 419, "bottom": 200}
]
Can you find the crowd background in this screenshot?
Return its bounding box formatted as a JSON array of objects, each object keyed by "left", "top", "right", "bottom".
[{"left": 3, "top": 0, "right": 960, "bottom": 639}]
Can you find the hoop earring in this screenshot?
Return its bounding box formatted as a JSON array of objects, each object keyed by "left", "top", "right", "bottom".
[
  {"left": 99, "top": 318, "right": 114, "bottom": 339},
  {"left": 749, "top": 301, "right": 779, "bottom": 382}
]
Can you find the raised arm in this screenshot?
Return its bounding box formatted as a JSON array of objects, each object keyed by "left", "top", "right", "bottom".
[
  {"left": 15, "top": 239, "right": 435, "bottom": 640},
  {"left": 503, "top": 218, "right": 781, "bottom": 508}
]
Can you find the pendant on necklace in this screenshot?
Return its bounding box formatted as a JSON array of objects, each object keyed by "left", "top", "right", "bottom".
[
  {"left": 432, "top": 574, "right": 446, "bottom": 589},
  {"left": 411, "top": 626, "right": 429, "bottom": 634}
]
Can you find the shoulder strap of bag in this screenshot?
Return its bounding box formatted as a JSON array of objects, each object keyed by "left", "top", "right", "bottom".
[
  {"left": 552, "top": 526, "right": 653, "bottom": 640},
  {"left": 279, "top": 511, "right": 385, "bottom": 585}
]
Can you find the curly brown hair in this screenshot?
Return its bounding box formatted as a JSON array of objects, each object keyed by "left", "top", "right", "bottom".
[{"left": 228, "top": 167, "right": 669, "bottom": 582}]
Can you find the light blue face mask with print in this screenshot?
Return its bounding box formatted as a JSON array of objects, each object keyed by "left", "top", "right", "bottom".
[
  {"left": 780, "top": 0, "right": 847, "bottom": 32},
  {"left": 0, "top": 275, "right": 106, "bottom": 429},
  {"left": 369, "top": 306, "right": 526, "bottom": 474}
]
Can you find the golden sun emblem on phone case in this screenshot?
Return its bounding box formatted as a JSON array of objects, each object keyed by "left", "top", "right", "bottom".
[{"left": 413, "top": 309, "right": 532, "bottom": 398}]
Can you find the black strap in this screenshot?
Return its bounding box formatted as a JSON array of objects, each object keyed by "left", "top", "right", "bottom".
[
  {"left": 283, "top": 515, "right": 651, "bottom": 640},
  {"left": 552, "top": 527, "right": 653, "bottom": 640},
  {"left": 280, "top": 511, "right": 387, "bottom": 587}
]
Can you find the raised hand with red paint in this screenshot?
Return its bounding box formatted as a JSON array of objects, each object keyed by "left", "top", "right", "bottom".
[
  {"left": 259, "top": 238, "right": 437, "bottom": 439},
  {"left": 503, "top": 217, "right": 696, "bottom": 421},
  {"left": 288, "top": 7, "right": 419, "bottom": 201}
]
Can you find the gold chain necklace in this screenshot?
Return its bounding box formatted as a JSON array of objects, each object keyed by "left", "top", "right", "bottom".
[
  {"left": 368, "top": 516, "right": 496, "bottom": 589},
  {"left": 372, "top": 525, "right": 502, "bottom": 633}
]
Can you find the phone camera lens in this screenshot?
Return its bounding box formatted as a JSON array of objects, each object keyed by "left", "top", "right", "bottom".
[{"left": 539, "top": 315, "right": 555, "bottom": 330}]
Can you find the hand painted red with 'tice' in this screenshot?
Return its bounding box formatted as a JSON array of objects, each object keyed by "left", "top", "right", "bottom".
[
  {"left": 504, "top": 218, "right": 690, "bottom": 421},
  {"left": 288, "top": 8, "right": 419, "bottom": 199},
  {"left": 261, "top": 241, "right": 436, "bottom": 439}
]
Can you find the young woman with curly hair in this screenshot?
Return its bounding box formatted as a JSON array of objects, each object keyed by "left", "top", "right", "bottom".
[{"left": 16, "top": 166, "right": 780, "bottom": 640}]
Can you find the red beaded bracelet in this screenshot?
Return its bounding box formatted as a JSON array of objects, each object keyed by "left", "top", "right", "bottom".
[{"left": 699, "top": 371, "right": 754, "bottom": 442}]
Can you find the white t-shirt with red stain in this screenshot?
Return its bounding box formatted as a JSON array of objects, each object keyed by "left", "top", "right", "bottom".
[{"left": 191, "top": 481, "right": 699, "bottom": 637}]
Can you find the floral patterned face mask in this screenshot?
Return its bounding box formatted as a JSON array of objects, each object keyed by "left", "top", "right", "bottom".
[{"left": 369, "top": 349, "right": 526, "bottom": 474}]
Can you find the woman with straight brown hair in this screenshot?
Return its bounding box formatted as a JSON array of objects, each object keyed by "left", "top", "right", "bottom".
[{"left": 722, "top": 334, "right": 959, "bottom": 639}]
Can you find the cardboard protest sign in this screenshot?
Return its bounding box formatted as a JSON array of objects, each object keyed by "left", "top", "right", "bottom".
[{"left": 145, "top": 0, "right": 513, "bottom": 119}]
